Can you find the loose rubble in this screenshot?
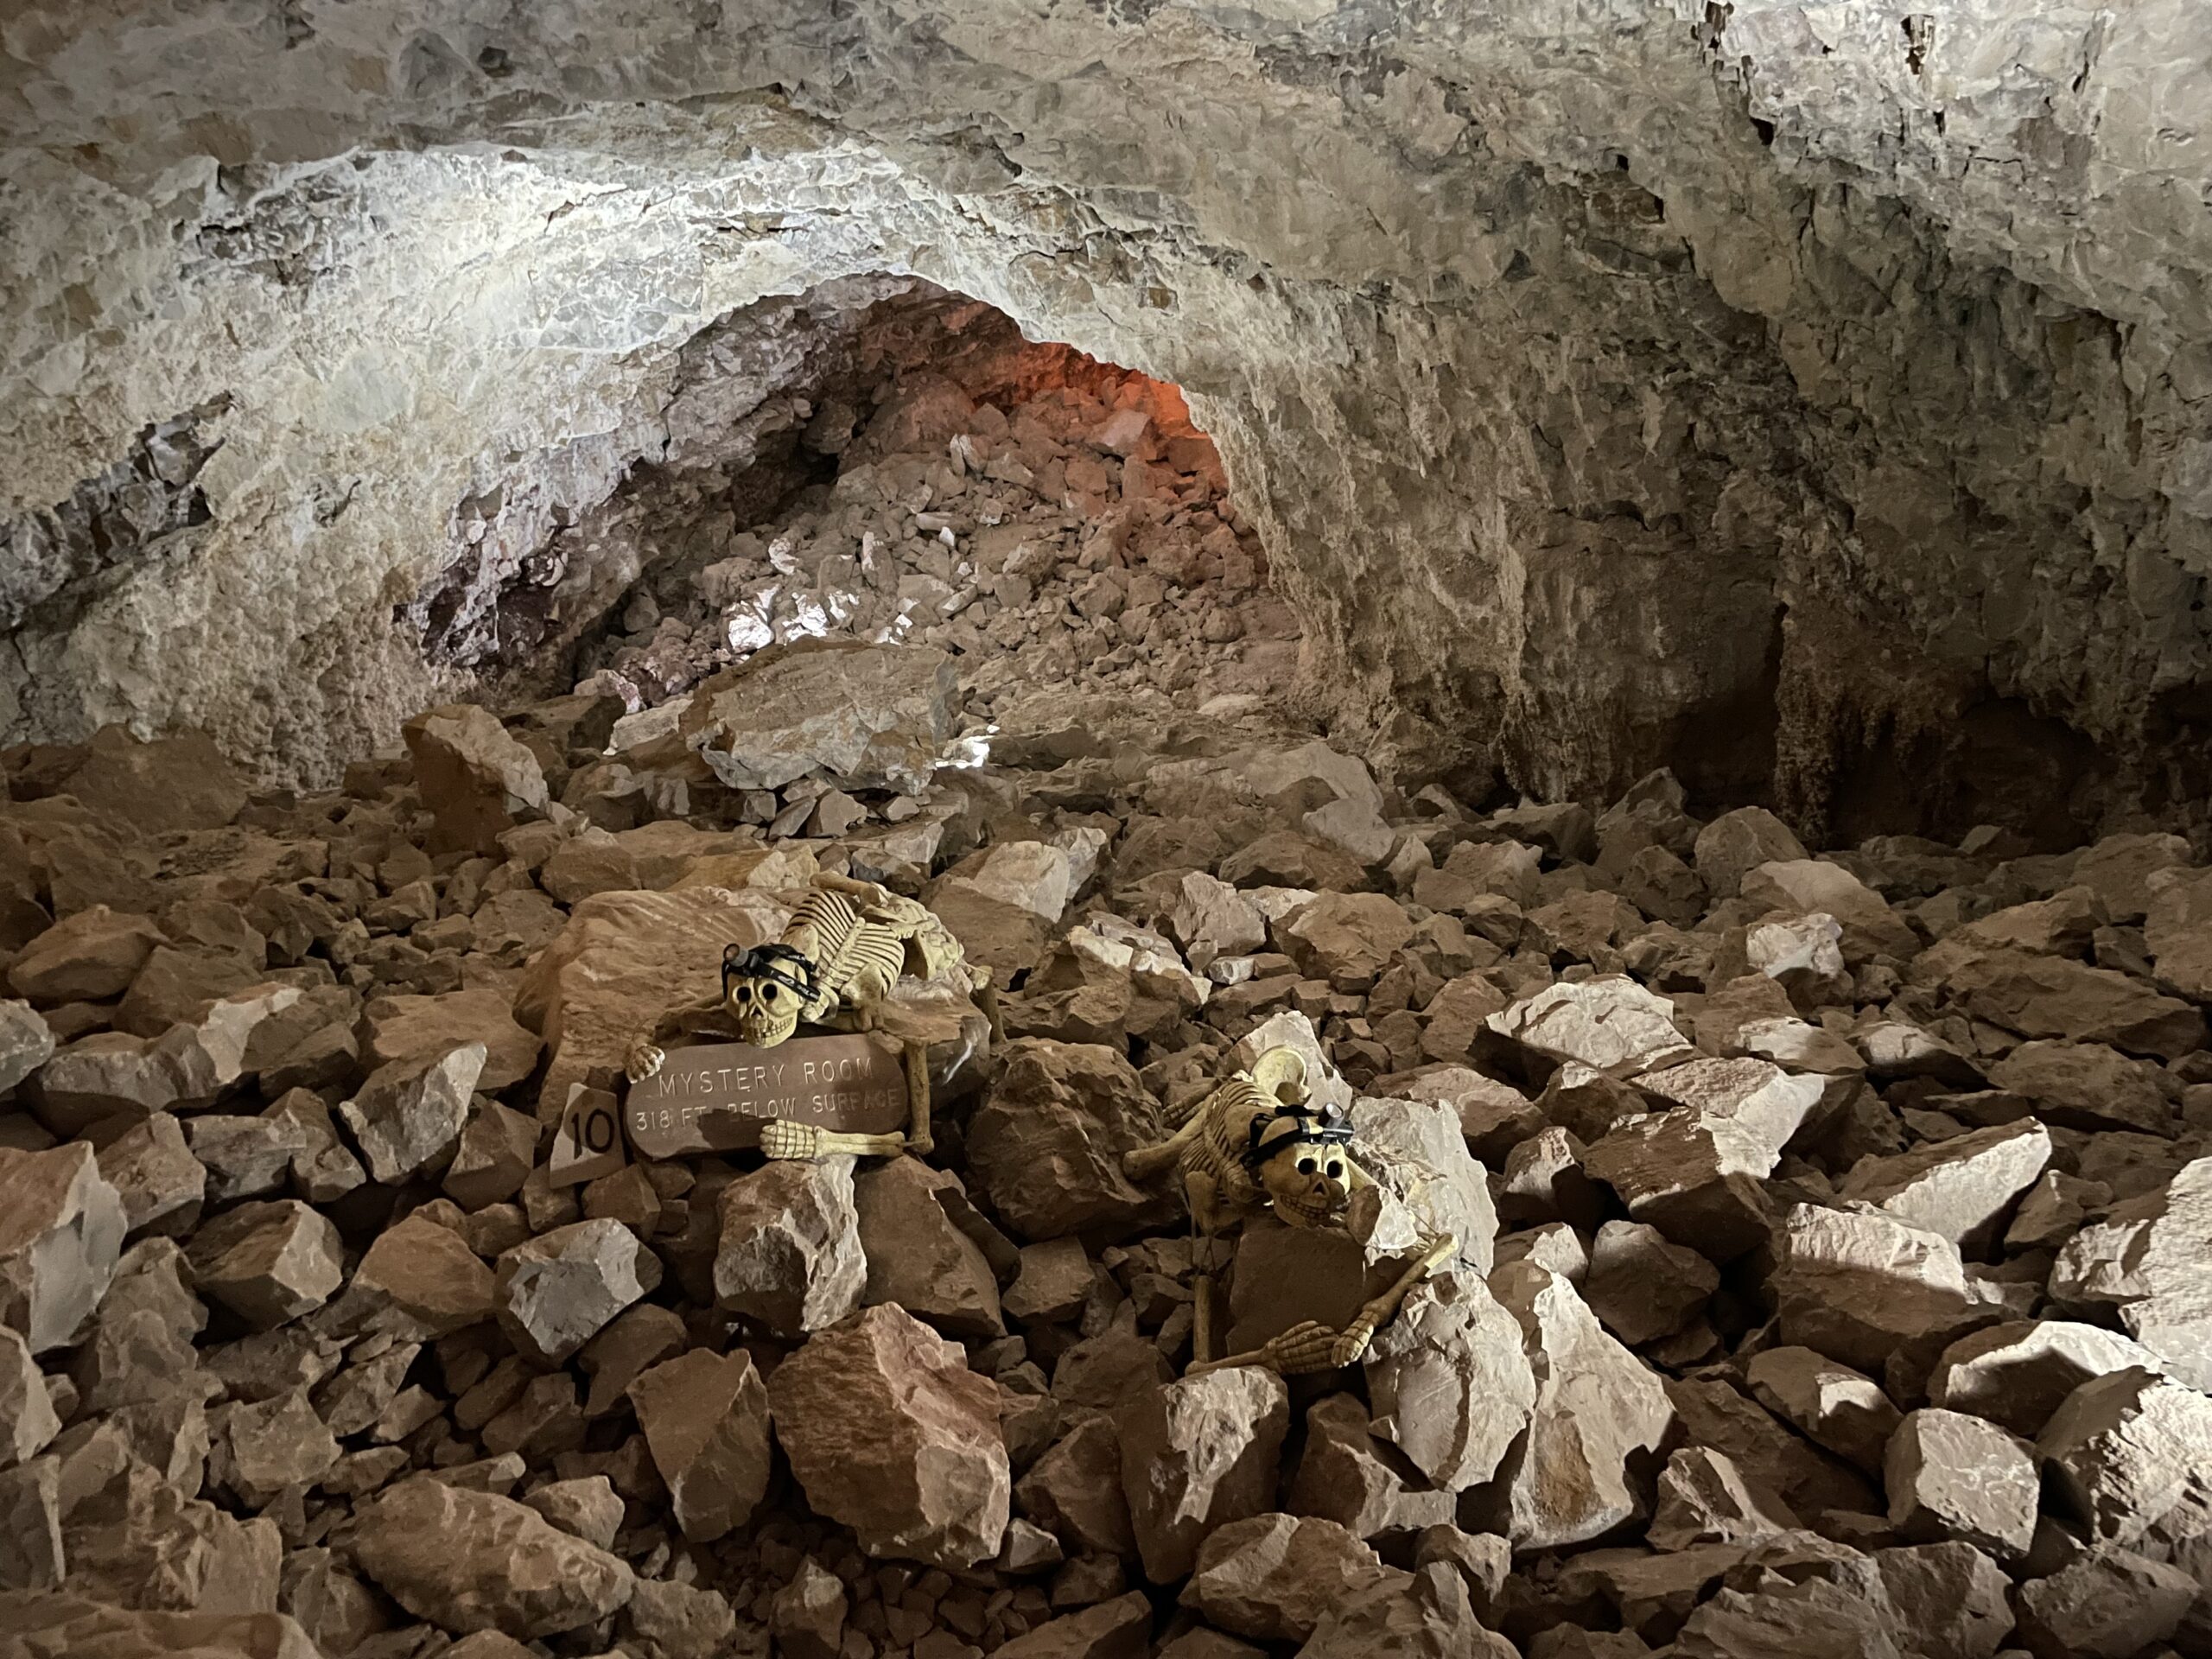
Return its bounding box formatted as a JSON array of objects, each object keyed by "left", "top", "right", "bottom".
[{"left": 1, "top": 579, "right": 2210, "bottom": 1658}]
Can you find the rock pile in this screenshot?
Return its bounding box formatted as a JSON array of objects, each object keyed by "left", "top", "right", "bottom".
[
  {"left": 0, "top": 679, "right": 2209, "bottom": 1659},
  {"left": 575, "top": 361, "right": 1299, "bottom": 737}
]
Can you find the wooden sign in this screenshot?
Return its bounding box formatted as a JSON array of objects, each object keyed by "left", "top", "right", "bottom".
[
  {"left": 622, "top": 1033, "right": 909, "bottom": 1160},
  {"left": 549, "top": 1083, "right": 628, "bottom": 1187}
]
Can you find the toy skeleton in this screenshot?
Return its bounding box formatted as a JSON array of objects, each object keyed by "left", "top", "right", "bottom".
[
  {"left": 626, "top": 873, "right": 997, "bottom": 1160},
  {"left": 1122, "top": 1047, "right": 1455, "bottom": 1375}
]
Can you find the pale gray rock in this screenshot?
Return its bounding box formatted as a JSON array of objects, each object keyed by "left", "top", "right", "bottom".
[
  {"left": 1885, "top": 1408, "right": 2037, "bottom": 1557},
  {"left": 1181, "top": 1512, "right": 1402, "bottom": 1643},
  {"left": 493, "top": 1217, "right": 652, "bottom": 1363},
  {"left": 1362, "top": 1272, "right": 1536, "bottom": 1493},
  {"left": 767, "top": 1303, "right": 1010, "bottom": 1568},
  {"left": 1483, "top": 1262, "right": 1674, "bottom": 1549},
  {"left": 1835, "top": 1121, "right": 2051, "bottom": 1249},
  {"left": 339, "top": 1043, "right": 486, "bottom": 1185},
  {"left": 0, "top": 1325, "right": 59, "bottom": 1471},
  {"left": 1296, "top": 1560, "right": 1516, "bottom": 1659},
  {"left": 350, "top": 1478, "right": 635, "bottom": 1637},
  {"left": 1484, "top": 976, "right": 1692, "bottom": 1079},
  {"left": 2037, "top": 1369, "right": 2212, "bottom": 1547},
  {"left": 1929, "top": 1320, "right": 2168, "bottom": 1439},
  {"left": 0, "top": 1002, "right": 54, "bottom": 1095},
  {"left": 0, "top": 1142, "right": 125, "bottom": 1352},
  {"left": 2049, "top": 1156, "right": 2212, "bottom": 1390},
  {"left": 712, "top": 1154, "right": 866, "bottom": 1338},
  {"left": 1741, "top": 858, "right": 1921, "bottom": 963},
  {"left": 1767, "top": 1203, "right": 1979, "bottom": 1378},
  {"left": 683, "top": 641, "right": 956, "bottom": 794},
  {"left": 94, "top": 1111, "right": 205, "bottom": 1237},
  {"left": 628, "top": 1348, "right": 771, "bottom": 1542}
]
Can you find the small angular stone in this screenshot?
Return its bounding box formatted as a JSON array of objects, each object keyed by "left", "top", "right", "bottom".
[
  {"left": 855, "top": 1156, "right": 1003, "bottom": 1338},
  {"left": 1003, "top": 1238, "right": 1094, "bottom": 1326},
  {"left": 0, "top": 1143, "right": 126, "bottom": 1352},
  {"left": 713, "top": 1155, "right": 866, "bottom": 1337},
  {"left": 2037, "top": 1369, "right": 2212, "bottom": 1547},
  {"left": 1484, "top": 976, "right": 1693, "bottom": 1079},
  {"left": 1835, "top": 1121, "right": 2051, "bottom": 1249},
  {"left": 967, "top": 1040, "right": 1174, "bottom": 1241},
  {"left": 186, "top": 1199, "right": 342, "bottom": 1330},
  {"left": 1694, "top": 808, "right": 1810, "bottom": 900},
  {"left": 2014, "top": 1544, "right": 2197, "bottom": 1659},
  {"left": 1929, "top": 1320, "right": 2167, "bottom": 1439},
  {"left": 442, "top": 1101, "right": 539, "bottom": 1211},
  {"left": 0, "top": 1325, "right": 60, "bottom": 1470},
  {"left": 768, "top": 1303, "right": 1010, "bottom": 1568},
  {"left": 1298, "top": 1560, "right": 1516, "bottom": 1659},
  {"left": 1885, "top": 1408, "right": 2037, "bottom": 1557},
  {"left": 994, "top": 1591, "right": 1153, "bottom": 1659},
  {"left": 628, "top": 1348, "right": 771, "bottom": 1542},
  {"left": 364, "top": 988, "right": 543, "bottom": 1092},
  {"left": 1363, "top": 1271, "right": 1537, "bottom": 1493},
  {"left": 347, "top": 1213, "right": 496, "bottom": 1338},
  {"left": 213, "top": 1386, "right": 340, "bottom": 1506},
  {"left": 7, "top": 906, "right": 162, "bottom": 1004},
  {"left": 769, "top": 1557, "right": 849, "bottom": 1659},
  {"left": 340, "top": 1044, "right": 486, "bottom": 1185},
  {"left": 0, "top": 1001, "right": 54, "bottom": 1094},
  {"left": 1286, "top": 1392, "right": 1455, "bottom": 1540},
  {"left": 1584, "top": 1220, "right": 1719, "bottom": 1346},
  {"left": 493, "top": 1218, "right": 651, "bottom": 1364}
]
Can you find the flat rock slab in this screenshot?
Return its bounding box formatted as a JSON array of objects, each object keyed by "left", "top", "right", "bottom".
[{"left": 624, "top": 1033, "right": 908, "bottom": 1158}]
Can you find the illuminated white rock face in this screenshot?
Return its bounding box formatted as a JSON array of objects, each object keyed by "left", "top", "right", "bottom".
[{"left": 5, "top": 2, "right": 2212, "bottom": 842}]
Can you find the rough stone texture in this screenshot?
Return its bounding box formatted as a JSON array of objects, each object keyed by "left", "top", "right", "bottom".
[
  {"left": 1767, "top": 1203, "right": 1979, "bottom": 1379},
  {"left": 1834, "top": 1121, "right": 2051, "bottom": 1249},
  {"left": 1484, "top": 1262, "right": 1675, "bottom": 1550},
  {"left": 1745, "top": 1345, "right": 1900, "bottom": 1475},
  {"left": 627, "top": 1349, "right": 772, "bottom": 1543},
  {"left": 1884, "top": 1407, "right": 2037, "bottom": 1558},
  {"left": 347, "top": 1212, "right": 497, "bottom": 1338},
  {"left": 0, "top": 1142, "right": 126, "bottom": 1352},
  {"left": 713, "top": 1156, "right": 867, "bottom": 1338},
  {"left": 2037, "top": 1369, "right": 2212, "bottom": 1548},
  {"left": 1116, "top": 1366, "right": 1289, "bottom": 1584},
  {"left": 338, "top": 1044, "right": 486, "bottom": 1185},
  {"left": 966, "top": 1040, "right": 1173, "bottom": 1242},
  {"left": 683, "top": 642, "right": 957, "bottom": 795},
  {"left": 2050, "top": 1156, "right": 2212, "bottom": 1390},
  {"left": 1286, "top": 1392, "right": 1455, "bottom": 1541},
  {"left": 766, "top": 1304, "right": 1010, "bottom": 1568},
  {"left": 350, "top": 1478, "right": 636, "bottom": 1637},
  {"left": 1929, "top": 1320, "right": 2169, "bottom": 1439},
  {"left": 2015, "top": 1545, "right": 2199, "bottom": 1659},
  {"left": 186, "top": 1199, "right": 343, "bottom": 1329},
  {"left": 493, "top": 1217, "right": 652, "bottom": 1364},
  {"left": 1180, "top": 1512, "right": 1401, "bottom": 1644}
]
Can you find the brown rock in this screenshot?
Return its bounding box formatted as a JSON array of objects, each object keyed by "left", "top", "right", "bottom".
[
  {"left": 0, "top": 1458, "right": 63, "bottom": 1590},
  {"left": 1003, "top": 1238, "right": 1095, "bottom": 1326},
  {"left": 1745, "top": 1345, "right": 1900, "bottom": 1474},
  {"left": 967, "top": 1040, "right": 1173, "bottom": 1241},
  {"left": 1939, "top": 947, "right": 2204, "bottom": 1058},
  {"left": 992, "top": 1591, "right": 1152, "bottom": 1659},
  {"left": 364, "top": 988, "right": 542, "bottom": 1091},
  {"left": 95, "top": 1111, "right": 205, "bottom": 1237},
  {"left": 1286, "top": 1392, "right": 1456, "bottom": 1540},
  {"left": 346, "top": 1212, "right": 496, "bottom": 1338},
  {"left": 855, "top": 1156, "right": 1003, "bottom": 1338},
  {"left": 1015, "top": 1416, "right": 1136, "bottom": 1558},
  {"left": 339, "top": 1044, "right": 485, "bottom": 1185},
  {"left": 187, "top": 1199, "right": 342, "bottom": 1329},
  {"left": 350, "top": 1477, "right": 634, "bottom": 1637},
  {"left": 52, "top": 727, "right": 250, "bottom": 837},
  {"left": 1182, "top": 1512, "right": 1402, "bottom": 1643},
  {"left": 1648, "top": 1446, "right": 1800, "bottom": 1549},
  {"left": 31, "top": 982, "right": 303, "bottom": 1136},
  {"left": 403, "top": 704, "right": 550, "bottom": 857},
  {"left": 60, "top": 1457, "right": 279, "bottom": 1612},
  {"left": 628, "top": 1348, "right": 771, "bottom": 1542},
  {"left": 1768, "top": 1203, "right": 1979, "bottom": 1380},
  {"left": 624, "top": 1578, "right": 736, "bottom": 1659},
  {"left": 1298, "top": 1560, "right": 1516, "bottom": 1659},
  {"left": 1583, "top": 1220, "right": 1719, "bottom": 1346},
  {"left": 768, "top": 1303, "right": 1010, "bottom": 1567},
  {"left": 0, "top": 1142, "right": 126, "bottom": 1352},
  {"left": 7, "top": 906, "right": 162, "bottom": 1005},
  {"left": 211, "top": 1387, "right": 340, "bottom": 1506},
  {"left": 769, "top": 1557, "right": 849, "bottom": 1659},
  {"left": 1740, "top": 859, "right": 1921, "bottom": 963},
  {"left": 0, "top": 1325, "right": 59, "bottom": 1470},
  {"left": 1984, "top": 1040, "right": 2172, "bottom": 1135},
  {"left": 714, "top": 1155, "right": 866, "bottom": 1337},
  {"left": 493, "top": 1217, "right": 652, "bottom": 1364},
  {"left": 1694, "top": 808, "right": 1810, "bottom": 900},
  {"left": 1885, "top": 1408, "right": 2037, "bottom": 1556},
  {"left": 442, "top": 1100, "right": 539, "bottom": 1211},
  {"left": 2015, "top": 1543, "right": 2198, "bottom": 1659},
  {"left": 1116, "top": 1366, "right": 1288, "bottom": 1582},
  {"left": 1483, "top": 976, "right": 1693, "bottom": 1080}
]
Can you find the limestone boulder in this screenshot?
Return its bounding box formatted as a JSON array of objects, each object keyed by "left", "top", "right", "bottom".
[
  {"left": 2015, "top": 1544, "right": 2198, "bottom": 1659},
  {"left": 363, "top": 988, "right": 542, "bottom": 1092},
  {"left": 1116, "top": 1365, "right": 1289, "bottom": 1582},
  {"left": 1929, "top": 1320, "right": 2168, "bottom": 1438},
  {"left": 0, "top": 1142, "right": 126, "bottom": 1352},
  {"left": 493, "top": 1217, "right": 652, "bottom": 1364},
  {"left": 1768, "top": 1203, "right": 1980, "bottom": 1381},
  {"left": 1181, "top": 1512, "right": 1403, "bottom": 1644},
  {"left": 966, "top": 1040, "right": 1173, "bottom": 1241},
  {"left": 95, "top": 1111, "right": 205, "bottom": 1237},
  {"left": 8, "top": 906, "right": 162, "bottom": 1005},
  {"left": 1583, "top": 1220, "right": 1719, "bottom": 1346},
  {"left": 628, "top": 1348, "right": 772, "bottom": 1542},
  {"left": 1984, "top": 1040, "right": 2173, "bottom": 1135},
  {"left": 1648, "top": 1446, "right": 1800, "bottom": 1549},
  {"left": 1885, "top": 1408, "right": 2037, "bottom": 1557},
  {"left": 1363, "top": 1272, "right": 1537, "bottom": 1492},
  {"left": 768, "top": 1304, "right": 1009, "bottom": 1568},
  {"left": 1285, "top": 1392, "right": 1456, "bottom": 1541},
  {"left": 2048, "top": 1156, "right": 2212, "bottom": 1390},
  {"left": 1835, "top": 1121, "right": 2051, "bottom": 1249},
  {"left": 1483, "top": 976, "right": 1693, "bottom": 1080},
  {"left": 682, "top": 641, "right": 957, "bottom": 795},
  {"left": 1744, "top": 1345, "right": 1900, "bottom": 1474},
  {"left": 2037, "top": 1369, "right": 2212, "bottom": 1547},
  {"left": 1694, "top": 809, "right": 1810, "bottom": 899},
  {"left": 713, "top": 1155, "right": 867, "bottom": 1338},
  {"left": 854, "top": 1156, "right": 1002, "bottom": 1338},
  {"left": 339, "top": 1044, "right": 485, "bottom": 1185},
  {"left": 1483, "top": 1262, "right": 1675, "bottom": 1549},
  {"left": 402, "top": 704, "right": 550, "bottom": 857},
  {"left": 1297, "top": 1561, "right": 1516, "bottom": 1659},
  {"left": 350, "top": 1478, "right": 634, "bottom": 1637},
  {"left": 1937, "top": 947, "right": 2203, "bottom": 1058}
]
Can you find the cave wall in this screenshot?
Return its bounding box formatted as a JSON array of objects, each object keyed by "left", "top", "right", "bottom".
[{"left": 3, "top": 1, "right": 2210, "bottom": 842}]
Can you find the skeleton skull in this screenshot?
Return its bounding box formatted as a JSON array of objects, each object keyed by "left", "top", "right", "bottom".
[
  {"left": 1251, "top": 1117, "right": 1352, "bottom": 1228},
  {"left": 721, "top": 944, "right": 812, "bottom": 1047}
]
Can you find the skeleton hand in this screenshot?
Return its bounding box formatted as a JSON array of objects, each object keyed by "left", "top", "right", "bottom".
[
  {"left": 1330, "top": 1312, "right": 1380, "bottom": 1370},
  {"left": 626, "top": 1040, "right": 665, "bottom": 1084},
  {"left": 760, "top": 1120, "right": 823, "bottom": 1160},
  {"left": 1257, "top": 1320, "right": 1358, "bottom": 1376}
]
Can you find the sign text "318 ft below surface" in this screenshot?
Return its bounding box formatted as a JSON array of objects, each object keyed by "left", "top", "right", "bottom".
[{"left": 623, "top": 1033, "right": 908, "bottom": 1159}]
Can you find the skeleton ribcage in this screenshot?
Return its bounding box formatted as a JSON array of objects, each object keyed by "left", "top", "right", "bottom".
[
  {"left": 792, "top": 889, "right": 909, "bottom": 1013},
  {"left": 1183, "top": 1077, "right": 1274, "bottom": 1206}
]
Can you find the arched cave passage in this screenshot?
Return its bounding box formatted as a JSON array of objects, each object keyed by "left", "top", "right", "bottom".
[{"left": 398, "top": 278, "right": 1300, "bottom": 746}]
